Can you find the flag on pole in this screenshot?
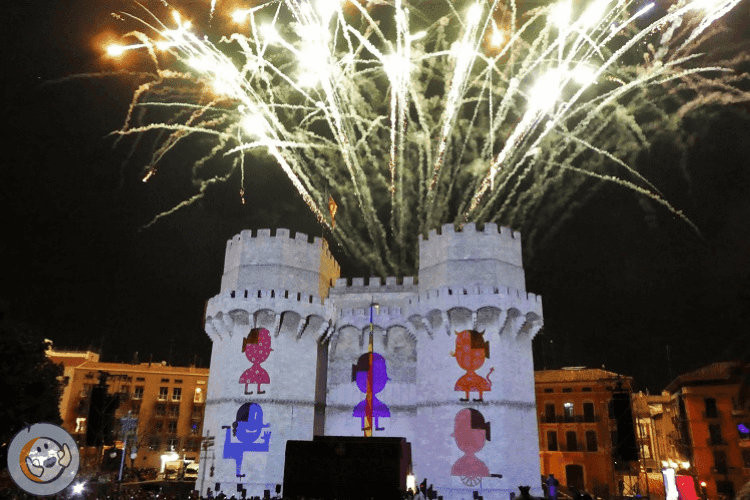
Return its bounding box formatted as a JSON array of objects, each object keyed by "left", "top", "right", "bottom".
[{"left": 327, "top": 195, "right": 338, "bottom": 229}]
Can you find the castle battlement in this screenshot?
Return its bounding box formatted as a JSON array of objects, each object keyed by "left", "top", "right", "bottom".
[
  {"left": 419, "top": 222, "right": 523, "bottom": 269},
  {"left": 200, "top": 227, "right": 544, "bottom": 500},
  {"left": 418, "top": 222, "right": 527, "bottom": 292}
]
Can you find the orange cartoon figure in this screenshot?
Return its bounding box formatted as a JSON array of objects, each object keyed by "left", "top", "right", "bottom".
[
  {"left": 239, "top": 328, "right": 272, "bottom": 395},
  {"left": 451, "top": 408, "right": 491, "bottom": 481},
  {"left": 451, "top": 330, "right": 494, "bottom": 402}
]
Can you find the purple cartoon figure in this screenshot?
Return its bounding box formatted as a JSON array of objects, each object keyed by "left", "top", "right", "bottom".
[
  {"left": 222, "top": 403, "right": 271, "bottom": 478},
  {"left": 239, "top": 328, "right": 272, "bottom": 395},
  {"left": 352, "top": 352, "right": 390, "bottom": 431}
]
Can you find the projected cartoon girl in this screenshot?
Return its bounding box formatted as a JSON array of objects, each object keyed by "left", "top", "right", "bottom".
[
  {"left": 452, "top": 330, "right": 494, "bottom": 402},
  {"left": 352, "top": 352, "right": 390, "bottom": 431},
  {"left": 222, "top": 403, "right": 271, "bottom": 478},
  {"left": 239, "top": 328, "right": 272, "bottom": 395},
  {"left": 451, "top": 408, "right": 491, "bottom": 481}
]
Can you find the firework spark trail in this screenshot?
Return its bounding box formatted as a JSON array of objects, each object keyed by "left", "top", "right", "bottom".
[{"left": 101, "top": 0, "right": 748, "bottom": 274}]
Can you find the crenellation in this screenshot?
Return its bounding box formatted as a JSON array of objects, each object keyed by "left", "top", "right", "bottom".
[{"left": 202, "top": 228, "right": 544, "bottom": 500}]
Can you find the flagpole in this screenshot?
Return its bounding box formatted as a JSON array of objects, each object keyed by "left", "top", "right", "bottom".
[{"left": 365, "top": 303, "right": 375, "bottom": 437}]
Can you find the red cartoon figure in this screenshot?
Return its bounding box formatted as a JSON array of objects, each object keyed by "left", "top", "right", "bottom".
[
  {"left": 451, "top": 408, "right": 491, "bottom": 484},
  {"left": 239, "top": 328, "right": 272, "bottom": 395},
  {"left": 452, "top": 330, "right": 494, "bottom": 402}
]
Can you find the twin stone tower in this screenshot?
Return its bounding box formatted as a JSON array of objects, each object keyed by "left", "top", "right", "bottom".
[{"left": 199, "top": 224, "right": 544, "bottom": 500}]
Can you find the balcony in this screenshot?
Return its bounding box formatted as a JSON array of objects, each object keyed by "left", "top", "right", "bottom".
[{"left": 539, "top": 415, "right": 599, "bottom": 424}]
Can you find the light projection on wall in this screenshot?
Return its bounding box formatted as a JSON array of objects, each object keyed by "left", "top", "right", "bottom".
[
  {"left": 452, "top": 330, "right": 494, "bottom": 402},
  {"left": 352, "top": 352, "right": 390, "bottom": 432},
  {"left": 452, "top": 408, "right": 491, "bottom": 486},
  {"left": 240, "top": 328, "right": 272, "bottom": 395},
  {"left": 222, "top": 403, "right": 272, "bottom": 478}
]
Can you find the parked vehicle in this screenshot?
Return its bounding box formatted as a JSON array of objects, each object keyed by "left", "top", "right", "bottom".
[{"left": 183, "top": 462, "right": 199, "bottom": 481}]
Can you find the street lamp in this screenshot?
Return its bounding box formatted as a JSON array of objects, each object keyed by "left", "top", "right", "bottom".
[{"left": 118, "top": 413, "right": 138, "bottom": 488}]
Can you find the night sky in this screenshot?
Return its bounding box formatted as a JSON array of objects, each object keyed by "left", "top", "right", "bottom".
[{"left": 3, "top": 0, "right": 749, "bottom": 392}]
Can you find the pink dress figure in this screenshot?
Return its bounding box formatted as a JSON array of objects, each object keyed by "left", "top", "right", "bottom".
[
  {"left": 451, "top": 408, "right": 491, "bottom": 480},
  {"left": 239, "top": 328, "right": 272, "bottom": 395}
]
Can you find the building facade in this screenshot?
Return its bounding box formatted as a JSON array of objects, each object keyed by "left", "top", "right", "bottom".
[
  {"left": 200, "top": 224, "right": 544, "bottom": 500},
  {"left": 535, "top": 368, "right": 634, "bottom": 499},
  {"left": 47, "top": 348, "right": 209, "bottom": 474},
  {"left": 664, "top": 361, "right": 750, "bottom": 500}
]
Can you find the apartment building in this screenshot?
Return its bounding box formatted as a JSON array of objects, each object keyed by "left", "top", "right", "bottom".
[
  {"left": 535, "top": 367, "right": 634, "bottom": 499},
  {"left": 664, "top": 361, "right": 750, "bottom": 500},
  {"left": 47, "top": 348, "right": 209, "bottom": 473}
]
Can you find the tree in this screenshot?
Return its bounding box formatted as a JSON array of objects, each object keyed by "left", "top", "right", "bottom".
[{"left": 0, "top": 320, "right": 65, "bottom": 469}]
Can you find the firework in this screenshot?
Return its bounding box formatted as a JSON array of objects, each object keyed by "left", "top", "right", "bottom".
[{"left": 103, "top": 0, "right": 748, "bottom": 275}]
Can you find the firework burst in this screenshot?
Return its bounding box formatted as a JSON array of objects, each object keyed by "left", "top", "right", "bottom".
[{"left": 103, "top": 0, "right": 748, "bottom": 276}]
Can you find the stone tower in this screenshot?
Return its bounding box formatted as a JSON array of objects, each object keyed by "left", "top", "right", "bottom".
[
  {"left": 200, "top": 224, "right": 543, "bottom": 500},
  {"left": 200, "top": 229, "right": 339, "bottom": 497}
]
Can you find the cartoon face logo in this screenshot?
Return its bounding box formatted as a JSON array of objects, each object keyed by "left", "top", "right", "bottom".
[
  {"left": 7, "top": 423, "right": 80, "bottom": 496},
  {"left": 21, "top": 437, "right": 72, "bottom": 483}
]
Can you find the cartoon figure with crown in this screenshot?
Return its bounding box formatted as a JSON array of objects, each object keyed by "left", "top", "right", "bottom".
[
  {"left": 451, "top": 408, "right": 492, "bottom": 485},
  {"left": 452, "top": 330, "right": 494, "bottom": 402},
  {"left": 239, "top": 328, "right": 272, "bottom": 395},
  {"left": 352, "top": 352, "right": 390, "bottom": 431},
  {"left": 222, "top": 403, "right": 271, "bottom": 478}
]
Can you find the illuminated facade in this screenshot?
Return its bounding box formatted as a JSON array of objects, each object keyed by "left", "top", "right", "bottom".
[
  {"left": 200, "top": 224, "right": 544, "bottom": 500},
  {"left": 47, "top": 348, "right": 209, "bottom": 473},
  {"left": 664, "top": 361, "right": 750, "bottom": 500},
  {"left": 535, "top": 368, "right": 634, "bottom": 499}
]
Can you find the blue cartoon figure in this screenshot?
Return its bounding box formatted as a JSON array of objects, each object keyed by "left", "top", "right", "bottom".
[
  {"left": 221, "top": 403, "right": 271, "bottom": 478},
  {"left": 352, "top": 352, "right": 390, "bottom": 431}
]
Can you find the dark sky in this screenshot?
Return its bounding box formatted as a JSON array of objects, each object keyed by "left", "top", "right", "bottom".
[{"left": 2, "top": 0, "right": 749, "bottom": 392}]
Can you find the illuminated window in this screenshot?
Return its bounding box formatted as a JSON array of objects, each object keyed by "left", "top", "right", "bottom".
[
  {"left": 75, "top": 418, "right": 86, "bottom": 434},
  {"left": 586, "top": 431, "right": 597, "bottom": 452},
  {"left": 564, "top": 402, "right": 574, "bottom": 421},
  {"left": 158, "top": 387, "right": 168, "bottom": 401},
  {"left": 133, "top": 386, "right": 144, "bottom": 400},
  {"left": 194, "top": 388, "right": 204, "bottom": 403},
  {"left": 547, "top": 431, "right": 558, "bottom": 451},
  {"left": 149, "top": 437, "right": 161, "bottom": 450},
  {"left": 172, "top": 387, "right": 182, "bottom": 402}
]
